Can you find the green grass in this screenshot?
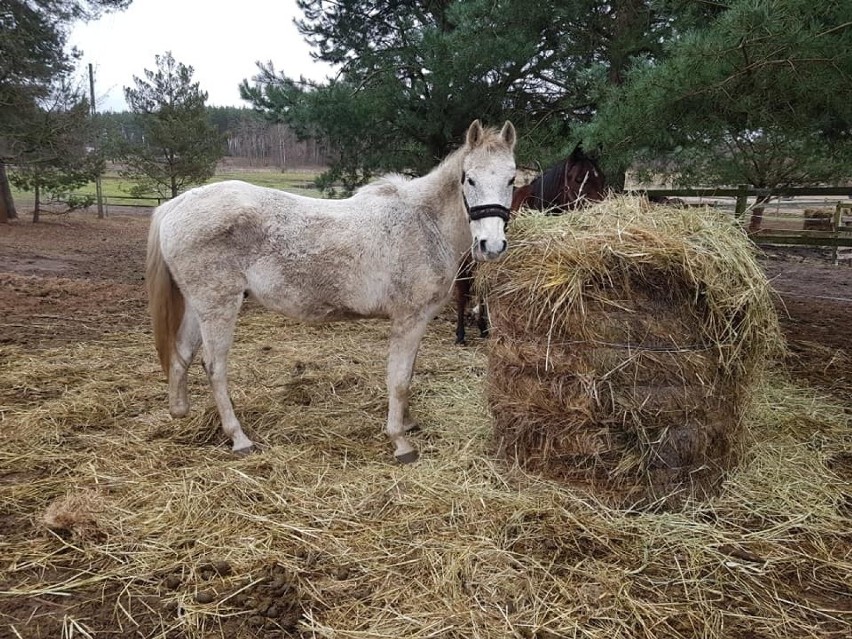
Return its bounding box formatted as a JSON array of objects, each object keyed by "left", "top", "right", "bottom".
[
  {"left": 209, "top": 169, "right": 322, "bottom": 196},
  {"left": 10, "top": 166, "right": 325, "bottom": 210}
]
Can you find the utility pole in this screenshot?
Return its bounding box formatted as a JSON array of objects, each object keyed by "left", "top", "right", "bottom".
[{"left": 88, "top": 63, "right": 105, "bottom": 219}]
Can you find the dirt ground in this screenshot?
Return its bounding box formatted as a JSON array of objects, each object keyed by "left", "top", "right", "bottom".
[
  {"left": 758, "top": 245, "right": 852, "bottom": 405},
  {"left": 2, "top": 211, "right": 850, "bottom": 400},
  {"left": 1, "top": 210, "right": 850, "bottom": 637}
]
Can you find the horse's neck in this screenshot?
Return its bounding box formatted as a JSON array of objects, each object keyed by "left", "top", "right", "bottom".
[{"left": 414, "top": 150, "right": 471, "bottom": 260}]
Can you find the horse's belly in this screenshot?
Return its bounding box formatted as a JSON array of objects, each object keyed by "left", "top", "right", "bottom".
[{"left": 249, "top": 289, "right": 383, "bottom": 323}]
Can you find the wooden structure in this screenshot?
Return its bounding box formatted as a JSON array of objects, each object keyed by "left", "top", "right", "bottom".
[{"left": 629, "top": 185, "right": 852, "bottom": 251}]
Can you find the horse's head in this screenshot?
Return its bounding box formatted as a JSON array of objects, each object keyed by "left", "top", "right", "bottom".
[
  {"left": 562, "top": 145, "right": 606, "bottom": 208},
  {"left": 511, "top": 183, "right": 533, "bottom": 211},
  {"left": 461, "top": 119, "right": 516, "bottom": 262}
]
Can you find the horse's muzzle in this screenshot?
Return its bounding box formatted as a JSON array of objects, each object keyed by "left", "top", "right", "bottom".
[{"left": 473, "top": 238, "right": 508, "bottom": 262}]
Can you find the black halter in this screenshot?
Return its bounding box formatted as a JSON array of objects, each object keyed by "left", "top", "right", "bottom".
[
  {"left": 461, "top": 172, "right": 511, "bottom": 224},
  {"left": 467, "top": 202, "right": 511, "bottom": 224}
]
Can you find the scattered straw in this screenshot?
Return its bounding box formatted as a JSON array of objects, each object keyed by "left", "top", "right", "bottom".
[
  {"left": 42, "top": 489, "right": 110, "bottom": 541},
  {"left": 0, "top": 238, "right": 849, "bottom": 637}
]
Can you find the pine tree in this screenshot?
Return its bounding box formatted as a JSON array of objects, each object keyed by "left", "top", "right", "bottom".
[
  {"left": 0, "top": 0, "right": 131, "bottom": 222},
  {"left": 241, "top": 1, "right": 678, "bottom": 193},
  {"left": 585, "top": 0, "right": 852, "bottom": 228},
  {"left": 8, "top": 78, "right": 104, "bottom": 222},
  {"left": 118, "top": 52, "right": 223, "bottom": 199}
]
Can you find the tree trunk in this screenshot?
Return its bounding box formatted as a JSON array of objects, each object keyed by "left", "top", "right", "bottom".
[
  {"left": 748, "top": 194, "right": 771, "bottom": 233},
  {"left": 0, "top": 161, "right": 18, "bottom": 223},
  {"left": 170, "top": 175, "right": 178, "bottom": 199}
]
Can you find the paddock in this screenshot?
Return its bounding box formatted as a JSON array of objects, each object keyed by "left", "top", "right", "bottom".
[{"left": 0, "top": 212, "right": 850, "bottom": 638}]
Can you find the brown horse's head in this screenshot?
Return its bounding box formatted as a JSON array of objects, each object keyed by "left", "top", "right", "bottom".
[
  {"left": 511, "top": 183, "right": 533, "bottom": 211},
  {"left": 515, "top": 146, "right": 606, "bottom": 212},
  {"left": 560, "top": 145, "right": 606, "bottom": 208}
]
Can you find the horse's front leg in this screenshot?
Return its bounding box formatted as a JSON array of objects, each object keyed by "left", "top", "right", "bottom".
[{"left": 386, "top": 315, "right": 432, "bottom": 464}]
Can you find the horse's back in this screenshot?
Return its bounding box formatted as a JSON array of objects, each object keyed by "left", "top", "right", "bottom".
[
  {"left": 150, "top": 179, "right": 446, "bottom": 323},
  {"left": 157, "top": 181, "right": 291, "bottom": 236},
  {"left": 156, "top": 181, "right": 346, "bottom": 262}
]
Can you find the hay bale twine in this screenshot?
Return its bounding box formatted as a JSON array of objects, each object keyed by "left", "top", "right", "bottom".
[{"left": 479, "top": 197, "right": 783, "bottom": 507}]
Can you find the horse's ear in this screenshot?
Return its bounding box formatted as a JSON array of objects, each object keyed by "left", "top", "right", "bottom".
[
  {"left": 466, "top": 120, "right": 484, "bottom": 147},
  {"left": 500, "top": 121, "right": 517, "bottom": 149}
]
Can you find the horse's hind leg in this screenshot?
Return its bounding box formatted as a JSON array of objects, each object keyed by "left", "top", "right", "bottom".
[
  {"left": 169, "top": 307, "right": 202, "bottom": 418},
  {"left": 197, "top": 297, "right": 255, "bottom": 453}
]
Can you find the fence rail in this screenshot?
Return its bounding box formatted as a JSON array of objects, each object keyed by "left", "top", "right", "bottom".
[
  {"left": 102, "top": 195, "right": 163, "bottom": 208},
  {"left": 629, "top": 186, "right": 852, "bottom": 199}
]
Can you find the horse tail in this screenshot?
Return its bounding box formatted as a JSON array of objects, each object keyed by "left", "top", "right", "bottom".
[{"left": 146, "top": 209, "right": 185, "bottom": 378}]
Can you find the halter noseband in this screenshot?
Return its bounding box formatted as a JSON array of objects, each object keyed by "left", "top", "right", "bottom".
[
  {"left": 461, "top": 172, "right": 511, "bottom": 224},
  {"left": 467, "top": 203, "right": 511, "bottom": 224}
]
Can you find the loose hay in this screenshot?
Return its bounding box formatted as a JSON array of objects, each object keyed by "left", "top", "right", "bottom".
[
  {"left": 42, "top": 489, "right": 109, "bottom": 541},
  {"left": 479, "top": 197, "right": 785, "bottom": 506}
]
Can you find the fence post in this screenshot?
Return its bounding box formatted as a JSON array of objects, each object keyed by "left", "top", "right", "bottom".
[
  {"left": 734, "top": 184, "right": 749, "bottom": 222},
  {"left": 833, "top": 202, "right": 843, "bottom": 264}
]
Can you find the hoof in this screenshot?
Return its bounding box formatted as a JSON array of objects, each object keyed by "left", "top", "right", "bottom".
[
  {"left": 395, "top": 450, "right": 419, "bottom": 465},
  {"left": 233, "top": 444, "right": 257, "bottom": 457}
]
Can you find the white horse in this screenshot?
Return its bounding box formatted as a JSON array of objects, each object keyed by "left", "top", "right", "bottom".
[{"left": 146, "top": 119, "right": 516, "bottom": 463}]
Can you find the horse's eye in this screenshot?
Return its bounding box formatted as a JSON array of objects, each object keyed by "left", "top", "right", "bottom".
[
  {"left": 508, "top": 177, "right": 515, "bottom": 186},
  {"left": 467, "top": 177, "right": 476, "bottom": 187}
]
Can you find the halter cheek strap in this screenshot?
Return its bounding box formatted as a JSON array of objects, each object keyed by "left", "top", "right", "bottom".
[{"left": 461, "top": 172, "right": 511, "bottom": 224}]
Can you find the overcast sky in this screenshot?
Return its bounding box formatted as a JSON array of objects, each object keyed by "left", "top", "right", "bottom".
[{"left": 68, "top": 0, "right": 335, "bottom": 112}]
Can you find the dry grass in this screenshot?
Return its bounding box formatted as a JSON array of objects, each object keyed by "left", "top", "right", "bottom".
[{"left": 0, "top": 299, "right": 849, "bottom": 638}]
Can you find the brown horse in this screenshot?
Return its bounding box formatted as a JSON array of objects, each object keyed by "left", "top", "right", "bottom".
[
  {"left": 512, "top": 145, "right": 606, "bottom": 212},
  {"left": 453, "top": 146, "right": 606, "bottom": 344}
]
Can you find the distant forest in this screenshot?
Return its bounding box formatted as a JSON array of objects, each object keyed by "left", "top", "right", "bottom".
[{"left": 101, "top": 107, "right": 329, "bottom": 168}]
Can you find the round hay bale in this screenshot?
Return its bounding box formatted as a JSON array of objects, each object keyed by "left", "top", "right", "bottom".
[
  {"left": 802, "top": 208, "right": 833, "bottom": 231},
  {"left": 479, "top": 197, "right": 783, "bottom": 507}
]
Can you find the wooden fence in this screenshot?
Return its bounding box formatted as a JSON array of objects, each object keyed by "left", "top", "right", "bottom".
[
  {"left": 102, "top": 195, "right": 163, "bottom": 209},
  {"left": 628, "top": 185, "right": 852, "bottom": 252}
]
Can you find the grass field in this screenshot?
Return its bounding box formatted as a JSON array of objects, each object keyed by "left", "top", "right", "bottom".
[{"left": 9, "top": 165, "right": 325, "bottom": 212}]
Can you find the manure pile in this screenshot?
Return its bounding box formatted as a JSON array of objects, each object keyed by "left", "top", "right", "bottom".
[{"left": 480, "top": 197, "right": 784, "bottom": 505}]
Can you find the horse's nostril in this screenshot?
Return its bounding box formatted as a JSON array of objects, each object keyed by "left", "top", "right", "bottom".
[
  {"left": 500, "top": 240, "right": 507, "bottom": 252},
  {"left": 479, "top": 239, "right": 487, "bottom": 252}
]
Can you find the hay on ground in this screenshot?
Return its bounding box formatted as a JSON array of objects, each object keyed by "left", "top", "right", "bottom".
[
  {"left": 0, "top": 309, "right": 849, "bottom": 638},
  {"left": 479, "top": 197, "right": 784, "bottom": 506},
  {"left": 42, "top": 489, "right": 110, "bottom": 540},
  {"left": 1, "top": 209, "right": 849, "bottom": 638}
]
